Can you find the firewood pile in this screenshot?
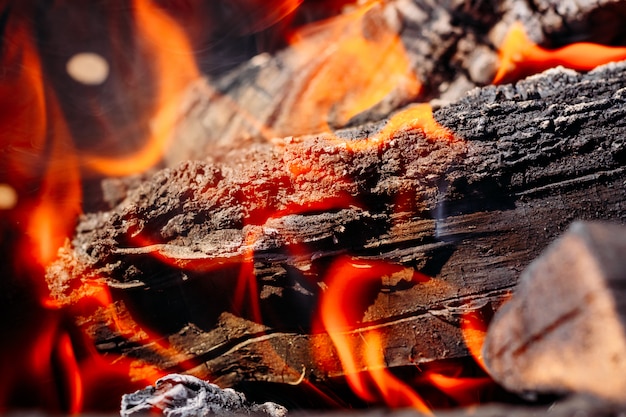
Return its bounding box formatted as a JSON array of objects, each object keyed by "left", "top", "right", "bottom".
[{"left": 20, "top": 0, "right": 626, "bottom": 414}]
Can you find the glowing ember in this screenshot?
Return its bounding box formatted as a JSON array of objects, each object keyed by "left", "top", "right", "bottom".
[
  {"left": 494, "top": 22, "right": 626, "bottom": 84},
  {"left": 66, "top": 53, "right": 110, "bottom": 86}
]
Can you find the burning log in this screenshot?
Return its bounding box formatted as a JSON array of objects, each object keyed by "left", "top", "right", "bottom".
[
  {"left": 46, "top": 58, "right": 626, "bottom": 407},
  {"left": 4, "top": 0, "right": 626, "bottom": 413},
  {"left": 166, "top": 0, "right": 626, "bottom": 164},
  {"left": 483, "top": 221, "right": 626, "bottom": 402}
]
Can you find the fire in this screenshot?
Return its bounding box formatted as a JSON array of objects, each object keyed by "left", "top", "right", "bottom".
[
  {"left": 234, "top": 0, "right": 304, "bottom": 34},
  {"left": 83, "top": 0, "right": 199, "bottom": 176},
  {"left": 423, "top": 371, "right": 492, "bottom": 406},
  {"left": 0, "top": 4, "right": 80, "bottom": 271},
  {"left": 316, "top": 257, "right": 432, "bottom": 411},
  {"left": 6, "top": 0, "right": 599, "bottom": 413},
  {"left": 282, "top": 0, "right": 421, "bottom": 134},
  {"left": 494, "top": 22, "right": 626, "bottom": 84},
  {"left": 0, "top": 0, "right": 199, "bottom": 412},
  {"left": 460, "top": 311, "right": 489, "bottom": 372},
  {"left": 376, "top": 104, "right": 455, "bottom": 143}
]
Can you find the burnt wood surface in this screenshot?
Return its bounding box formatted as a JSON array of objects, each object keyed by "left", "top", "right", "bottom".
[
  {"left": 166, "top": 0, "right": 626, "bottom": 165},
  {"left": 47, "top": 61, "right": 626, "bottom": 401}
]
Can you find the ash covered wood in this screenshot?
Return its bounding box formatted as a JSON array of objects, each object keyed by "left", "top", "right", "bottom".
[
  {"left": 121, "top": 374, "right": 287, "bottom": 417},
  {"left": 46, "top": 59, "right": 626, "bottom": 401}
]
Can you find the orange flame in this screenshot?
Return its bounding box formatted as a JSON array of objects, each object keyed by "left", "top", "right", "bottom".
[
  {"left": 0, "top": 1, "right": 198, "bottom": 411},
  {"left": 425, "top": 371, "right": 492, "bottom": 406},
  {"left": 376, "top": 104, "right": 455, "bottom": 143},
  {"left": 235, "top": 0, "right": 304, "bottom": 34},
  {"left": 318, "top": 257, "right": 431, "bottom": 411},
  {"left": 460, "top": 311, "right": 488, "bottom": 371},
  {"left": 83, "top": 0, "right": 199, "bottom": 176},
  {"left": 26, "top": 107, "right": 82, "bottom": 269},
  {"left": 0, "top": 4, "right": 82, "bottom": 294},
  {"left": 364, "top": 333, "right": 432, "bottom": 410},
  {"left": 494, "top": 22, "right": 626, "bottom": 84},
  {"left": 283, "top": 1, "right": 421, "bottom": 134}
]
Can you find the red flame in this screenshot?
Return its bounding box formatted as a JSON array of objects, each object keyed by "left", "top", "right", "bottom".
[{"left": 494, "top": 22, "right": 626, "bottom": 84}]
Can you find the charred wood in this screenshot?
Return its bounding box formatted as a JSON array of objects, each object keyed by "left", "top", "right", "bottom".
[
  {"left": 167, "top": 0, "right": 626, "bottom": 165},
  {"left": 47, "top": 61, "right": 626, "bottom": 398}
]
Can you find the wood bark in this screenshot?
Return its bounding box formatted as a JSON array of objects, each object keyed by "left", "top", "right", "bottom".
[{"left": 45, "top": 60, "right": 626, "bottom": 404}]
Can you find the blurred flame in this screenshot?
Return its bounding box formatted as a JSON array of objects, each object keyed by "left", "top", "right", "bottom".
[
  {"left": 83, "top": 0, "right": 199, "bottom": 176},
  {"left": 425, "top": 372, "right": 492, "bottom": 406},
  {"left": 317, "top": 257, "right": 431, "bottom": 411},
  {"left": 235, "top": 0, "right": 304, "bottom": 34},
  {"left": 55, "top": 333, "right": 83, "bottom": 414},
  {"left": 494, "top": 22, "right": 626, "bottom": 84},
  {"left": 26, "top": 108, "right": 82, "bottom": 269},
  {"left": 0, "top": 6, "right": 80, "bottom": 272},
  {"left": 284, "top": 1, "right": 421, "bottom": 134},
  {"left": 460, "top": 311, "right": 488, "bottom": 371},
  {"left": 0, "top": 0, "right": 199, "bottom": 411}
]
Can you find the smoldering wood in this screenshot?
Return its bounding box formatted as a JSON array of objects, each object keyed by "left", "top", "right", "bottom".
[
  {"left": 167, "top": 0, "right": 501, "bottom": 164},
  {"left": 166, "top": 0, "right": 626, "bottom": 166},
  {"left": 46, "top": 60, "right": 626, "bottom": 400},
  {"left": 483, "top": 221, "right": 626, "bottom": 402}
]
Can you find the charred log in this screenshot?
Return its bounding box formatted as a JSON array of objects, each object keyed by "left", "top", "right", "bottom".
[{"left": 47, "top": 60, "right": 626, "bottom": 403}]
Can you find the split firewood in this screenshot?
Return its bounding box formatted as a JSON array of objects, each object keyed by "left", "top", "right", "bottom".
[
  {"left": 46, "top": 59, "right": 626, "bottom": 400},
  {"left": 483, "top": 221, "right": 626, "bottom": 402}
]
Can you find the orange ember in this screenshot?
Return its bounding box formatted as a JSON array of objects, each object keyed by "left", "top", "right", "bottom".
[{"left": 494, "top": 22, "right": 626, "bottom": 84}]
